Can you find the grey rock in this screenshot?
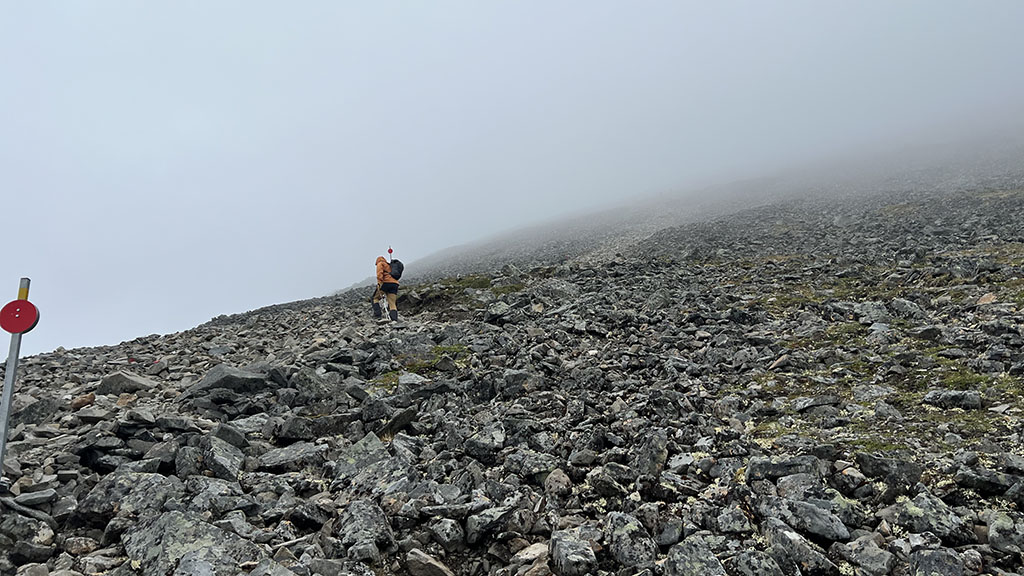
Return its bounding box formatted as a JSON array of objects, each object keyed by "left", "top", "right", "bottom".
[
  {"left": 856, "top": 452, "right": 922, "bottom": 500},
  {"left": 874, "top": 400, "right": 903, "bottom": 421},
  {"left": 76, "top": 407, "right": 115, "bottom": 424},
  {"left": 986, "top": 511, "right": 1024, "bottom": 554},
  {"left": 176, "top": 445, "right": 203, "bottom": 477},
  {"left": 304, "top": 558, "right": 375, "bottom": 576},
  {"left": 762, "top": 517, "right": 837, "bottom": 575},
  {"left": 792, "top": 395, "right": 841, "bottom": 412},
  {"left": 896, "top": 492, "right": 971, "bottom": 545},
  {"left": 379, "top": 406, "right": 418, "bottom": 438},
  {"left": 405, "top": 549, "right": 455, "bottom": 576},
  {"left": 716, "top": 504, "right": 752, "bottom": 533},
  {"left": 890, "top": 297, "right": 926, "bottom": 319},
  {"left": 466, "top": 506, "right": 513, "bottom": 545},
  {"left": 832, "top": 534, "right": 895, "bottom": 576},
  {"left": 504, "top": 448, "right": 560, "bottom": 481},
  {"left": 331, "top": 433, "right": 389, "bottom": 488},
  {"left": 9, "top": 541, "right": 54, "bottom": 564},
  {"left": 747, "top": 455, "right": 820, "bottom": 481},
  {"left": 853, "top": 384, "right": 895, "bottom": 402},
  {"left": 757, "top": 495, "right": 850, "bottom": 542},
  {"left": 258, "top": 441, "right": 327, "bottom": 472},
  {"left": 247, "top": 559, "right": 297, "bottom": 576},
  {"left": 908, "top": 547, "right": 963, "bottom": 576},
  {"left": 655, "top": 517, "right": 684, "bottom": 547},
  {"left": 913, "top": 325, "right": 944, "bottom": 341},
  {"left": 228, "top": 413, "right": 270, "bottom": 435},
  {"left": 484, "top": 301, "right": 511, "bottom": 323},
  {"left": 18, "top": 564, "right": 50, "bottom": 576},
  {"left": 954, "top": 466, "right": 1022, "bottom": 495},
  {"left": 200, "top": 435, "right": 244, "bottom": 481},
  {"left": 633, "top": 427, "right": 668, "bottom": 476},
  {"left": 97, "top": 371, "right": 157, "bottom": 396},
  {"left": 549, "top": 529, "right": 597, "bottom": 576},
  {"left": 279, "top": 413, "right": 357, "bottom": 441},
  {"left": 664, "top": 535, "right": 727, "bottom": 576},
  {"left": 723, "top": 550, "right": 784, "bottom": 576},
  {"left": 923, "top": 389, "right": 982, "bottom": 409},
  {"left": 429, "top": 518, "right": 464, "bottom": 552},
  {"left": 122, "top": 510, "right": 262, "bottom": 576},
  {"left": 14, "top": 489, "right": 56, "bottom": 507},
  {"left": 288, "top": 367, "right": 340, "bottom": 404},
  {"left": 76, "top": 471, "right": 179, "bottom": 526},
  {"left": 854, "top": 302, "right": 891, "bottom": 324},
  {"left": 191, "top": 364, "right": 269, "bottom": 394},
  {"left": 11, "top": 395, "right": 60, "bottom": 428},
  {"left": 464, "top": 424, "right": 505, "bottom": 464},
  {"left": 156, "top": 415, "right": 202, "bottom": 432},
  {"left": 605, "top": 512, "right": 657, "bottom": 568},
  {"left": 211, "top": 423, "right": 249, "bottom": 449},
  {"left": 586, "top": 465, "right": 628, "bottom": 497},
  {"left": 333, "top": 500, "right": 394, "bottom": 563}
]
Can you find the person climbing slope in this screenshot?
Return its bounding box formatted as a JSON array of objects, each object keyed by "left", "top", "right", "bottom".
[{"left": 371, "top": 249, "right": 403, "bottom": 321}]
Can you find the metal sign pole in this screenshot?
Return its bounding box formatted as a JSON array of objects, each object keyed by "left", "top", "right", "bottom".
[
  {"left": 0, "top": 278, "right": 33, "bottom": 491},
  {"left": 0, "top": 332, "right": 22, "bottom": 481}
]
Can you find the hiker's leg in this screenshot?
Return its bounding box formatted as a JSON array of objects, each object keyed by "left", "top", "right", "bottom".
[
  {"left": 371, "top": 287, "right": 383, "bottom": 318},
  {"left": 386, "top": 291, "right": 399, "bottom": 320}
]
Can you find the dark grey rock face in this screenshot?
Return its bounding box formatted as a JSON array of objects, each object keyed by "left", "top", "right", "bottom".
[
  {"left": 724, "top": 550, "right": 784, "bottom": 576},
  {"left": 334, "top": 500, "right": 394, "bottom": 563},
  {"left": 549, "top": 530, "right": 597, "bottom": 576},
  {"left": 605, "top": 512, "right": 657, "bottom": 568},
  {"left": 908, "top": 548, "right": 964, "bottom": 576},
  {"left": 191, "top": 364, "right": 270, "bottom": 394},
  {"left": 665, "top": 536, "right": 728, "bottom": 576},
  {"left": 896, "top": 492, "right": 973, "bottom": 545},
  {"left": 200, "top": 435, "right": 244, "bottom": 480},
  {"left": 257, "top": 441, "right": 326, "bottom": 472},
  {"left": 122, "top": 511, "right": 262, "bottom": 575},
  {"left": 756, "top": 496, "right": 850, "bottom": 542}
]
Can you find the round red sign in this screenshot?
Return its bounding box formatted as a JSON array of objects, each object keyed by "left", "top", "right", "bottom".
[{"left": 0, "top": 299, "right": 39, "bottom": 334}]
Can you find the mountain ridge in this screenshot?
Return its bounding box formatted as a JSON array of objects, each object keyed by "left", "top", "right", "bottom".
[{"left": 2, "top": 178, "right": 1024, "bottom": 575}]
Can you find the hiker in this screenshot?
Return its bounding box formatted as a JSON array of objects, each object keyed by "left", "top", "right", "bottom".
[{"left": 372, "top": 255, "right": 402, "bottom": 321}]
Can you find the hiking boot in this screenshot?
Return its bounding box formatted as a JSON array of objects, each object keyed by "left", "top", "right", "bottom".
[
  {"left": 372, "top": 303, "right": 382, "bottom": 319},
  {"left": 389, "top": 310, "right": 399, "bottom": 322}
]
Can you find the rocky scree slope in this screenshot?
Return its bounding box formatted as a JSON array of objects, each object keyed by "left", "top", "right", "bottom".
[{"left": 1, "top": 189, "right": 1023, "bottom": 576}]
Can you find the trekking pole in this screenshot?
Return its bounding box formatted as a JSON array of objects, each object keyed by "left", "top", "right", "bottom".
[{"left": 0, "top": 278, "right": 40, "bottom": 492}]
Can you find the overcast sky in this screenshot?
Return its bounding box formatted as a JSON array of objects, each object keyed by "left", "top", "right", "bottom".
[{"left": 3, "top": 2, "right": 1023, "bottom": 356}]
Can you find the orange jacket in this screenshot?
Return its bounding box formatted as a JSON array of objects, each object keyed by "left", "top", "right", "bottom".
[{"left": 376, "top": 256, "right": 399, "bottom": 285}]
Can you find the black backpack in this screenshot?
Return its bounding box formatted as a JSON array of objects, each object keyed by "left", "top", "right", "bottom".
[{"left": 389, "top": 259, "right": 404, "bottom": 280}]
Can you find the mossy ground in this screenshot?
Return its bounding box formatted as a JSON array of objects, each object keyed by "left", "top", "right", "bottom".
[
  {"left": 395, "top": 344, "right": 472, "bottom": 376},
  {"left": 737, "top": 232, "right": 1024, "bottom": 458}
]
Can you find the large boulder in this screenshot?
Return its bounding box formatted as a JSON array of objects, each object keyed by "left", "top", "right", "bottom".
[
  {"left": 190, "top": 364, "right": 270, "bottom": 395},
  {"left": 97, "top": 371, "right": 158, "bottom": 396},
  {"left": 122, "top": 510, "right": 263, "bottom": 575}
]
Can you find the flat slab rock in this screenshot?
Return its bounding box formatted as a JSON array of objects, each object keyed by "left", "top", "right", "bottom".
[{"left": 122, "top": 510, "right": 264, "bottom": 575}]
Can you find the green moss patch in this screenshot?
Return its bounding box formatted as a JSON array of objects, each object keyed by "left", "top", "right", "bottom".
[
  {"left": 492, "top": 283, "right": 526, "bottom": 296},
  {"left": 395, "top": 344, "right": 472, "bottom": 376}
]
